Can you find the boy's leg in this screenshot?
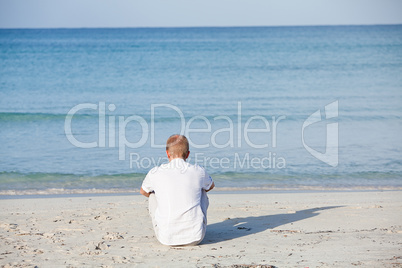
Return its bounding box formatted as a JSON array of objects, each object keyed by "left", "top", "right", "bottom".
[
  {"left": 189, "top": 190, "right": 209, "bottom": 246},
  {"left": 148, "top": 193, "right": 159, "bottom": 239},
  {"left": 200, "top": 189, "right": 209, "bottom": 222}
]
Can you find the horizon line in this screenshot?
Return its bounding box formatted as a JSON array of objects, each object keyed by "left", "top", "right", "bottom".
[{"left": 1, "top": 23, "right": 402, "bottom": 30}]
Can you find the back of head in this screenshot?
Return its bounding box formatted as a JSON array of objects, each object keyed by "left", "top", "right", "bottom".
[{"left": 166, "top": 134, "right": 189, "bottom": 159}]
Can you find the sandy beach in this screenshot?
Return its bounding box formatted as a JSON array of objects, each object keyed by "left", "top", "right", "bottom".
[{"left": 0, "top": 190, "right": 401, "bottom": 267}]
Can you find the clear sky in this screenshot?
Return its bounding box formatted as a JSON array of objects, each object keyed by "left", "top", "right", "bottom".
[{"left": 1, "top": 0, "right": 402, "bottom": 29}]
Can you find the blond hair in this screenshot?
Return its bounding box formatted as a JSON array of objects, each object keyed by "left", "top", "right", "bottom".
[{"left": 166, "top": 134, "right": 189, "bottom": 159}]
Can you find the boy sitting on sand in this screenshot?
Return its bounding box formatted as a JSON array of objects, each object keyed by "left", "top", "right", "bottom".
[{"left": 140, "top": 134, "right": 215, "bottom": 246}]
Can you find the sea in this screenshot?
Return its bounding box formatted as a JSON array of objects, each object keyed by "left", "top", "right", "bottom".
[{"left": 1, "top": 25, "right": 401, "bottom": 195}]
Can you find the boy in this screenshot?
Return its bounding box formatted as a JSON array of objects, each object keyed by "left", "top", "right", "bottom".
[{"left": 140, "top": 134, "right": 215, "bottom": 246}]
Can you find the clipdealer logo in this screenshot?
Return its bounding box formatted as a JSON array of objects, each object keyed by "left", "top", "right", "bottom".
[
  {"left": 302, "top": 101, "right": 339, "bottom": 167},
  {"left": 64, "top": 101, "right": 339, "bottom": 169}
]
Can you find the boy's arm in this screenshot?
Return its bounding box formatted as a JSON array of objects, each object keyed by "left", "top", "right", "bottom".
[
  {"left": 205, "top": 182, "right": 215, "bottom": 192},
  {"left": 140, "top": 187, "right": 151, "bottom": 197},
  {"left": 141, "top": 170, "right": 155, "bottom": 197}
]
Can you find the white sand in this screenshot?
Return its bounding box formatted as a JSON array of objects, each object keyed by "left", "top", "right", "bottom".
[{"left": 1, "top": 191, "right": 401, "bottom": 267}]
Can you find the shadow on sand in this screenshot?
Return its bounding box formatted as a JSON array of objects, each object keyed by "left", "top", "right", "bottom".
[{"left": 202, "top": 206, "right": 342, "bottom": 244}]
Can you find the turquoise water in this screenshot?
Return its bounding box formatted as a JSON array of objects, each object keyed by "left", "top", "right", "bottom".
[{"left": 0, "top": 26, "right": 401, "bottom": 194}]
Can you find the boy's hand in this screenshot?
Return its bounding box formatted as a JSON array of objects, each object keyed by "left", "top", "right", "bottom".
[
  {"left": 205, "top": 182, "right": 215, "bottom": 192},
  {"left": 140, "top": 187, "right": 151, "bottom": 197}
]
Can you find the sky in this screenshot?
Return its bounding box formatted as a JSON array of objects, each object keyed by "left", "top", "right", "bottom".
[{"left": 0, "top": 0, "right": 402, "bottom": 29}]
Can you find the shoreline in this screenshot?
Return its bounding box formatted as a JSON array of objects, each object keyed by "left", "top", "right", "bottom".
[
  {"left": 1, "top": 191, "right": 401, "bottom": 267},
  {"left": 1, "top": 186, "right": 402, "bottom": 199}
]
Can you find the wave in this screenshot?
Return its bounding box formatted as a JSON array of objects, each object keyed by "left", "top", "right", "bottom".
[
  {"left": 0, "top": 112, "right": 94, "bottom": 122},
  {"left": 0, "top": 171, "right": 401, "bottom": 196},
  {"left": 0, "top": 111, "right": 400, "bottom": 123}
]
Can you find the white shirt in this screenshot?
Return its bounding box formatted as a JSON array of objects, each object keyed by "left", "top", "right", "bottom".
[{"left": 141, "top": 158, "right": 213, "bottom": 245}]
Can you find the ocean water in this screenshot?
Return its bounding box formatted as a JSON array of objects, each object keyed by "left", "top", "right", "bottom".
[{"left": 0, "top": 25, "right": 401, "bottom": 195}]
